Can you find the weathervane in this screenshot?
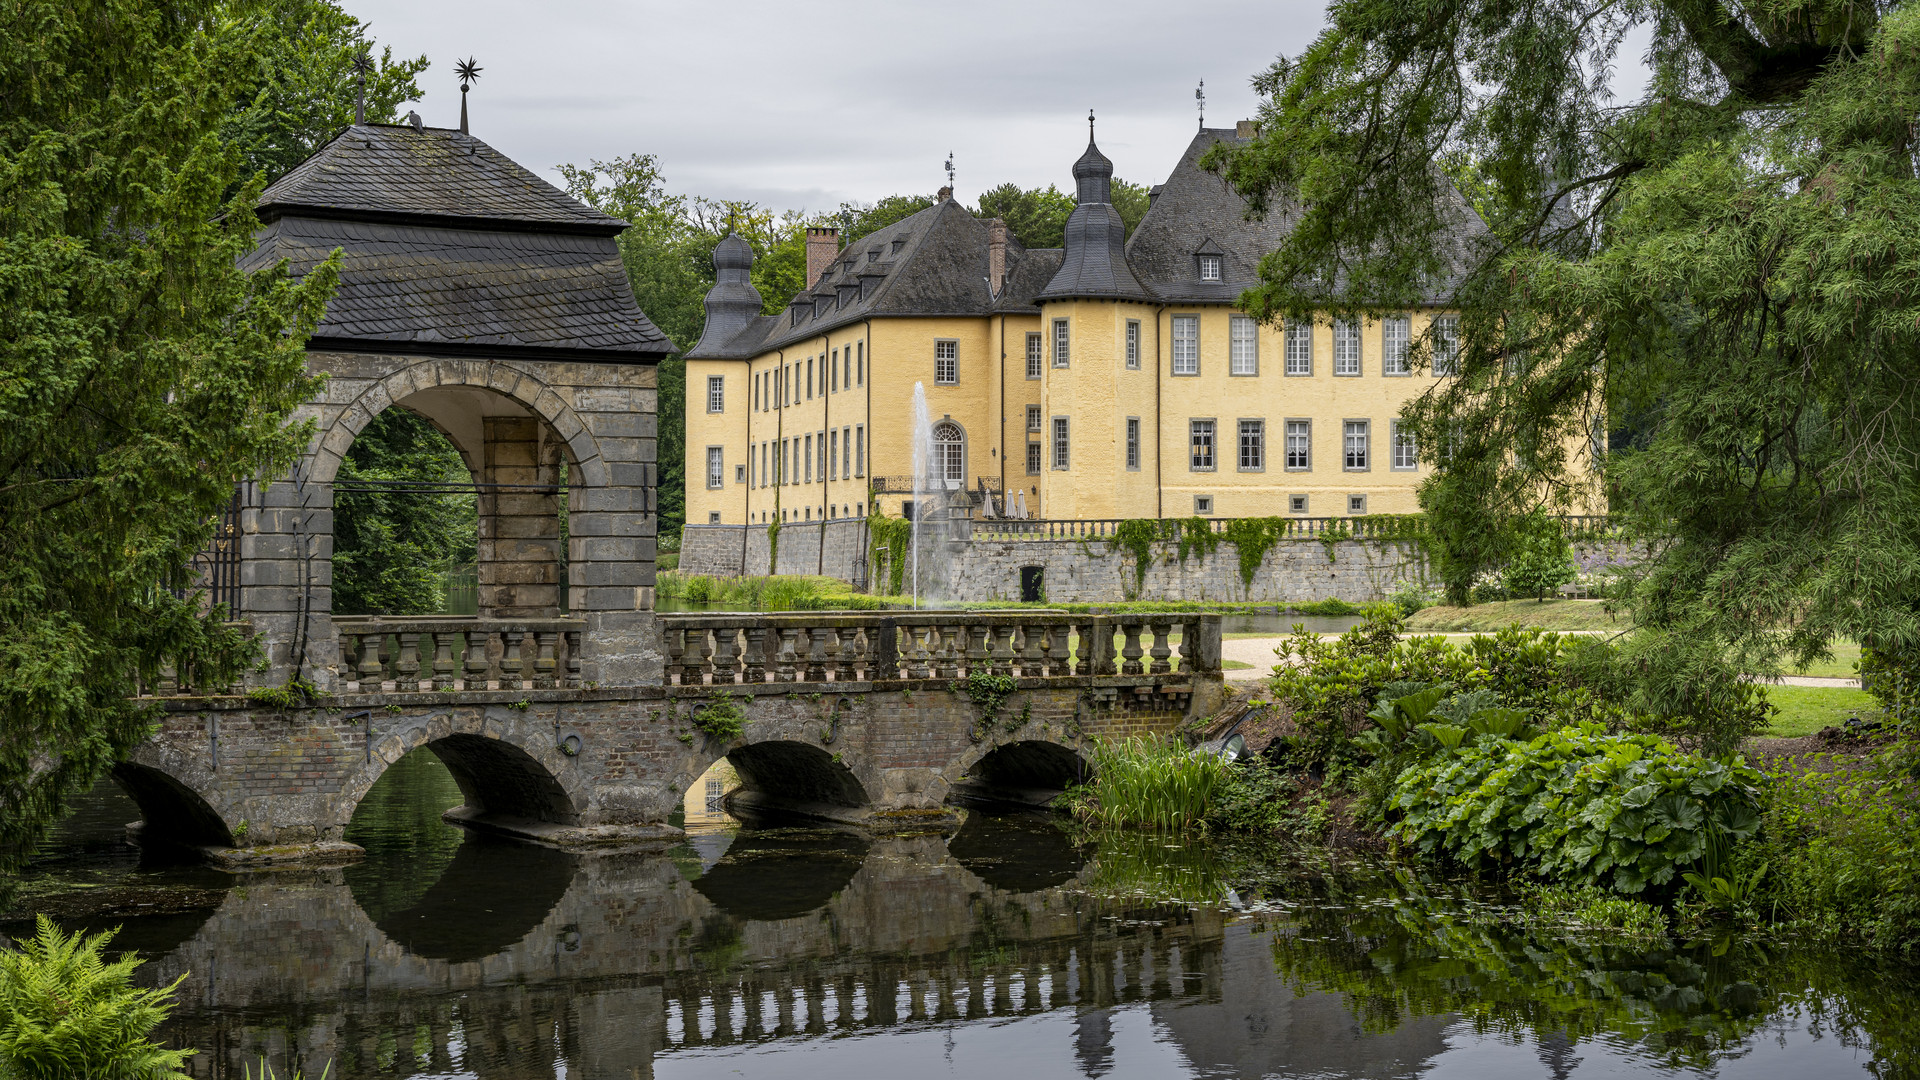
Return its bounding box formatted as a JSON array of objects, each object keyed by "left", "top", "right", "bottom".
[
  {"left": 1196, "top": 79, "right": 1206, "bottom": 130},
  {"left": 456, "top": 56, "right": 482, "bottom": 134},
  {"left": 1089, "top": 108, "right": 1096, "bottom": 141},
  {"left": 352, "top": 50, "right": 372, "bottom": 125},
  {"left": 944, "top": 152, "right": 955, "bottom": 195}
]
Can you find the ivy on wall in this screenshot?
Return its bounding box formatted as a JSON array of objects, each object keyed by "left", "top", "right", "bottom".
[{"left": 867, "top": 511, "right": 912, "bottom": 596}]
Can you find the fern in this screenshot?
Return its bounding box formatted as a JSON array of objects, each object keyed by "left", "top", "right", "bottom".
[{"left": 0, "top": 916, "right": 193, "bottom": 1080}]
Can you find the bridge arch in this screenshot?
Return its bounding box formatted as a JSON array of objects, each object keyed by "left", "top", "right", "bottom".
[
  {"left": 722, "top": 740, "right": 871, "bottom": 818},
  {"left": 110, "top": 760, "right": 236, "bottom": 850},
  {"left": 336, "top": 710, "right": 588, "bottom": 834},
  {"left": 947, "top": 738, "right": 1090, "bottom": 808}
]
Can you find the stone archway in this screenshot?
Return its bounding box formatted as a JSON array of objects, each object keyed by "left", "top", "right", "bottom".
[
  {"left": 335, "top": 709, "right": 588, "bottom": 839},
  {"left": 110, "top": 760, "right": 237, "bottom": 850},
  {"left": 946, "top": 738, "right": 1090, "bottom": 807},
  {"left": 719, "top": 740, "right": 871, "bottom": 822}
]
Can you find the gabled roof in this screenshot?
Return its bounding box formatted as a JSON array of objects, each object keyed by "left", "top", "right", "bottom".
[
  {"left": 1126, "top": 128, "right": 1490, "bottom": 305},
  {"left": 248, "top": 124, "right": 672, "bottom": 361},
  {"left": 258, "top": 123, "right": 626, "bottom": 235},
  {"left": 688, "top": 198, "right": 1008, "bottom": 359}
]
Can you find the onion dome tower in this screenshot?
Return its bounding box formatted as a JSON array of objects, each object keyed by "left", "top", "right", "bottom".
[
  {"left": 689, "top": 232, "right": 764, "bottom": 355},
  {"left": 1037, "top": 112, "right": 1151, "bottom": 301}
]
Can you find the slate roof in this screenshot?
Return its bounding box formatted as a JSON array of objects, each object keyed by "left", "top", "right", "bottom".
[
  {"left": 687, "top": 198, "right": 1010, "bottom": 359},
  {"left": 258, "top": 123, "right": 625, "bottom": 234},
  {"left": 248, "top": 124, "right": 672, "bottom": 361},
  {"left": 1036, "top": 135, "right": 1152, "bottom": 302},
  {"left": 1126, "top": 128, "right": 1489, "bottom": 304}
]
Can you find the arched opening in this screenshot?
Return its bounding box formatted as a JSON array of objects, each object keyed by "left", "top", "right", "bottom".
[
  {"left": 931, "top": 419, "right": 965, "bottom": 489},
  {"left": 686, "top": 828, "right": 870, "bottom": 922},
  {"left": 344, "top": 746, "right": 577, "bottom": 962},
  {"left": 952, "top": 741, "right": 1088, "bottom": 808},
  {"left": 426, "top": 733, "right": 578, "bottom": 827},
  {"left": 109, "top": 763, "right": 235, "bottom": 849},
  {"left": 331, "top": 384, "right": 580, "bottom": 620},
  {"left": 723, "top": 741, "right": 870, "bottom": 820}
]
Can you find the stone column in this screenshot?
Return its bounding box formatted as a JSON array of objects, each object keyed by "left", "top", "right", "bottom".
[
  {"left": 478, "top": 415, "right": 562, "bottom": 618},
  {"left": 567, "top": 375, "right": 663, "bottom": 687},
  {"left": 238, "top": 474, "right": 339, "bottom": 691}
]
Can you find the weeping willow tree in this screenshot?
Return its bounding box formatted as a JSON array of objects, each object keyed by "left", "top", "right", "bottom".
[{"left": 1213, "top": 0, "right": 1920, "bottom": 697}]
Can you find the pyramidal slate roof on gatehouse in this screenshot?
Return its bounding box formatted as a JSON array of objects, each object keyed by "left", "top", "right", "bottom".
[{"left": 246, "top": 123, "right": 673, "bottom": 361}]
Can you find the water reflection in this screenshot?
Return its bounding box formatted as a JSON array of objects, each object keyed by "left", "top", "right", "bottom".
[{"left": 4, "top": 756, "right": 1915, "bottom": 1079}]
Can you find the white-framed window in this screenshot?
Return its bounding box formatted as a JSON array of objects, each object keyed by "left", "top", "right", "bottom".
[
  {"left": 829, "top": 429, "right": 839, "bottom": 479},
  {"left": 855, "top": 425, "right": 865, "bottom": 475},
  {"left": 1285, "top": 419, "right": 1311, "bottom": 470},
  {"left": 1229, "top": 315, "right": 1258, "bottom": 376},
  {"left": 1383, "top": 314, "right": 1411, "bottom": 376},
  {"left": 1289, "top": 494, "right": 1308, "bottom": 514},
  {"left": 817, "top": 430, "right": 826, "bottom": 481},
  {"left": 1285, "top": 323, "right": 1312, "bottom": 376},
  {"left": 753, "top": 372, "right": 760, "bottom": 410},
  {"left": 1026, "top": 405, "right": 1042, "bottom": 433},
  {"left": 857, "top": 341, "right": 864, "bottom": 385},
  {"left": 843, "top": 425, "right": 852, "bottom": 478},
  {"left": 1198, "top": 255, "right": 1222, "bottom": 281},
  {"left": 1194, "top": 495, "right": 1213, "bottom": 515},
  {"left": 709, "top": 511, "right": 722, "bottom": 524},
  {"left": 807, "top": 357, "right": 815, "bottom": 399},
  {"left": 1026, "top": 441, "right": 1042, "bottom": 474},
  {"left": 1026, "top": 332, "right": 1043, "bottom": 379},
  {"left": 760, "top": 442, "right": 767, "bottom": 487},
  {"left": 1344, "top": 420, "right": 1370, "bottom": 471},
  {"left": 1052, "top": 319, "right": 1071, "bottom": 367},
  {"left": 1433, "top": 315, "right": 1460, "bottom": 376},
  {"left": 932, "top": 421, "right": 965, "bottom": 486},
  {"left": 1052, "top": 416, "right": 1070, "bottom": 470},
  {"left": 1238, "top": 419, "right": 1264, "bottom": 471},
  {"left": 1334, "top": 319, "right": 1361, "bottom": 376},
  {"left": 1126, "top": 417, "right": 1141, "bottom": 470},
  {"left": 1172, "top": 315, "right": 1199, "bottom": 375},
  {"left": 1125, "top": 321, "right": 1141, "bottom": 369},
  {"left": 1189, "top": 419, "right": 1216, "bottom": 471},
  {"left": 804, "top": 434, "right": 813, "bottom": 482},
  {"left": 706, "top": 446, "right": 724, "bottom": 489},
  {"left": 707, "top": 375, "right": 725, "bottom": 412},
  {"left": 1392, "top": 421, "right": 1418, "bottom": 470},
  {"left": 934, "top": 339, "right": 958, "bottom": 384}
]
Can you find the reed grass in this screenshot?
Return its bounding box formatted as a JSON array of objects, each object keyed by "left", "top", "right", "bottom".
[{"left": 1065, "top": 737, "right": 1232, "bottom": 832}]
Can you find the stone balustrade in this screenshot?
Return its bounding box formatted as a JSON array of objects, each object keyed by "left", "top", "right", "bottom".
[
  {"left": 660, "top": 611, "right": 1222, "bottom": 686},
  {"left": 334, "top": 616, "right": 586, "bottom": 693}
]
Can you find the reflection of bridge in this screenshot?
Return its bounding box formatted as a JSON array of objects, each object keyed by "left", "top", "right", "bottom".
[
  {"left": 119, "top": 120, "right": 1223, "bottom": 863},
  {"left": 135, "top": 826, "right": 1448, "bottom": 1080}
]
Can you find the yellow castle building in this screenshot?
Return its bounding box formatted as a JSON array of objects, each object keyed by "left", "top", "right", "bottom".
[{"left": 682, "top": 119, "right": 1482, "bottom": 532}]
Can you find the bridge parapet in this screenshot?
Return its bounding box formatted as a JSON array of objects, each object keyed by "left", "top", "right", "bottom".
[
  {"left": 660, "top": 611, "right": 1221, "bottom": 686},
  {"left": 334, "top": 615, "right": 587, "bottom": 692}
]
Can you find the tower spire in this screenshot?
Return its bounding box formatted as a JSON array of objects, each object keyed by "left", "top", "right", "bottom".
[
  {"left": 456, "top": 57, "right": 483, "bottom": 134},
  {"left": 1089, "top": 108, "right": 1095, "bottom": 141}
]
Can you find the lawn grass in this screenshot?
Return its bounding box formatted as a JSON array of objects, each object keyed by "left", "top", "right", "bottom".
[
  {"left": 1405, "top": 599, "right": 1627, "bottom": 633},
  {"left": 1220, "top": 659, "right": 1254, "bottom": 670},
  {"left": 1761, "top": 685, "right": 1880, "bottom": 738},
  {"left": 1782, "top": 641, "right": 1861, "bottom": 680}
]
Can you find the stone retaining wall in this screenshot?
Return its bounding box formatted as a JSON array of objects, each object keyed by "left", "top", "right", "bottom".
[
  {"left": 679, "top": 520, "right": 869, "bottom": 581},
  {"left": 945, "top": 537, "right": 1428, "bottom": 604}
]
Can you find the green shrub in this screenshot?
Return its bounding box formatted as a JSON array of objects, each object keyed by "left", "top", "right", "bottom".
[
  {"left": 1860, "top": 647, "right": 1920, "bottom": 731},
  {"left": 1391, "top": 722, "right": 1766, "bottom": 895},
  {"left": 1760, "top": 741, "right": 1920, "bottom": 953},
  {"left": 0, "top": 916, "right": 193, "bottom": 1080},
  {"left": 1204, "top": 759, "right": 1303, "bottom": 834},
  {"left": 1064, "top": 737, "right": 1232, "bottom": 831},
  {"left": 1502, "top": 509, "right": 1577, "bottom": 601},
  {"left": 681, "top": 574, "right": 717, "bottom": 604},
  {"left": 691, "top": 691, "right": 746, "bottom": 743}
]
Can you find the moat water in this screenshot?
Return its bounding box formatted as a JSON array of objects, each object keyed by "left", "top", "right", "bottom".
[{"left": 6, "top": 752, "right": 1918, "bottom": 1079}]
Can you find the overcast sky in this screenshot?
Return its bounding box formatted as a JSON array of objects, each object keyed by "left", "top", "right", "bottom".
[
  {"left": 358, "top": 0, "right": 1329, "bottom": 211},
  {"left": 358, "top": 0, "right": 1653, "bottom": 214}
]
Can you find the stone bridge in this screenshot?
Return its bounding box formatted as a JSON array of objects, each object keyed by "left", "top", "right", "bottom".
[{"left": 128, "top": 611, "right": 1223, "bottom": 861}]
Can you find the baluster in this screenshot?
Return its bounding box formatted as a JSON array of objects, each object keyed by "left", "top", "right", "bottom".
[
  {"left": 805, "top": 627, "right": 828, "bottom": 682},
  {"left": 991, "top": 625, "right": 1018, "bottom": 676},
  {"left": 1020, "top": 623, "right": 1045, "bottom": 677},
  {"left": 564, "top": 630, "right": 583, "bottom": 688},
  {"left": 1176, "top": 617, "right": 1196, "bottom": 674},
  {"left": 662, "top": 625, "right": 686, "bottom": 686},
  {"left": 534, "top": 630, "right": 560, "bottom": 689},
  {"left": 396, "top": 632, "right": 423, "bottom": 689},
  {"left": 1120, "top": 621, "right": 1145, "bottom": 676},
  {"left": 939, "top": 625, "right": 964, "bottom": 679},
  {"left": 965, "top": 625, "right": 990, "bottom": 677},
  {"left": 1034, "top": 623, "right": 1057, "bottom": 677},
  {"left": 743, "top": 625, "right": 768, "bottom": 683},
  {"left": 710, "top": 625, "right": 739, "bottom": 685},
  {"left": 828, "top": 628, "right": 853, "bottom": 681},
  {"left": 1094, "top": 619, "right": 1118, "bottom": 676},
  {"left": 431, "top": 631, "right": 458, "bottom": 690},
  {"left": 694, "top": 627, "right": 715, "bottom": 686},
  {"left": 908, "top": 624, "right": 933, "bottom": 679},
  {"left": 358, "top": 631, "right": 386, "bottom": 689},
  {"left": 501, "top": 628, "right": 526, "bottom": 688},
  {"left": 1148, "top": 621, "right": 1172, "bottom": 675},
  {"left": 775, "top": 628, "right": 799, "bottom": 682},
  {"left": 463, "top": 629, "right": 490, "bottom": 689}
]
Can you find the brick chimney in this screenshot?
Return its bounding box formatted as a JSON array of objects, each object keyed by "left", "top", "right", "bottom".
[
  {"left": 806, "top": 227, "right": 839, "bottom": 285},
  {"left": 986, "top": 218, "right": 1008, "bottom": 297}
]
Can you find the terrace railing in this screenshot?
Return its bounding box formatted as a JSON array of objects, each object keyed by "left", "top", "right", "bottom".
[
  {"left": 962, "top": 514, "right": 1619, "bottom": 543},
  {"left": 334, "top": 616, "right": 586, "bottom": 693},
  {"left": 659, "top": 611, "right": 1222, "bottom": 686}
]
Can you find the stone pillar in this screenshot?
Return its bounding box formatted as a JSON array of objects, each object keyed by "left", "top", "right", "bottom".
[
  {"left": 478, "top": 415, "right": 562, "bottom": 618},
  {"left": 238, "top": 474, "right": 339, "bottom": 691},
  {"left": 568, "top": 377, "right": 663, "bottom": 687}
]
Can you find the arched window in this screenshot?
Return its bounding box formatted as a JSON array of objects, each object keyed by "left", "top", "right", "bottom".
[{"left": 931, "top": 421, "right": 965, "bottom": 489}]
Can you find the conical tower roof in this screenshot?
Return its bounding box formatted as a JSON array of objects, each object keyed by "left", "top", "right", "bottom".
[{"left": 1038, "top": 112, "right": 1150, "bottom": 302}]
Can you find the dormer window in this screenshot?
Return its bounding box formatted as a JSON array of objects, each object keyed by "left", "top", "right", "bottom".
[
  {"left": 892, "top": 238, "right": 907, "bottom": 254},
  {"left": 842, "top": 259, "right": 855, "bottom": 274},
  {"left": 1198, "top": 255, "right": 1223, "bottom": 281},
  {"left": 868, "top": 250, "right": 880, "bottom": 262}
]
